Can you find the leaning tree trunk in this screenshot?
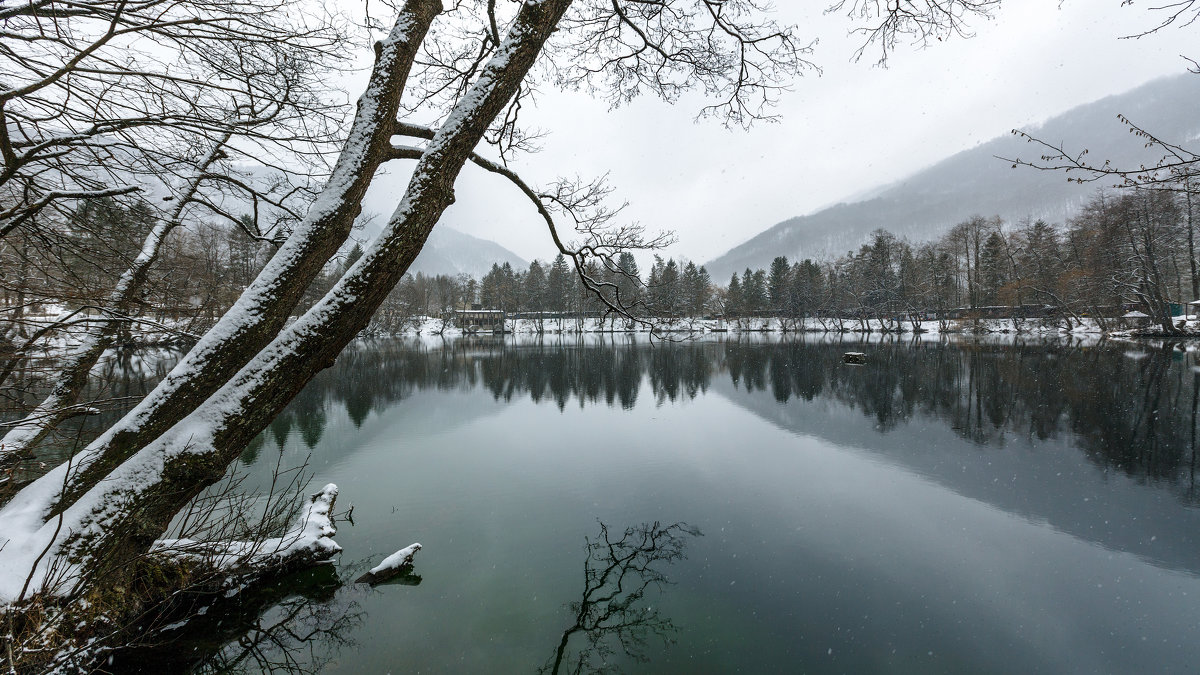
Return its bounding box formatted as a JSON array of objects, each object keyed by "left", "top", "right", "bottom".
[
  {"left": 19, "top": 4, "right": 438, "bottom": 512},
  {"left": 0, "top": 0, "right": 572, "bottom": 608},
  {"left": 0, "top": 134, "right": 232, "bottom": 466}
]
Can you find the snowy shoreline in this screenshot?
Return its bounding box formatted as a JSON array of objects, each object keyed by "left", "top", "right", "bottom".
[
  {"left": 391, "top": 315, "right": 1190, "bottom": 340},
  {"left": 9, "top": 313, "right": 1195, "bottom": 370}
]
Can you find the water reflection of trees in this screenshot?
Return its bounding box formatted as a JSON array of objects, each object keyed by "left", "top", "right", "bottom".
[
  {"left": 265, "top": 337, "right": 1200, "bottom": 492},
  {"left": 107, "top": 565, "right": 362, "bottom": 674},
  {"left": 540, "top": 521, "right": 701, "bottom": 675},
  {"left": 2, "top": 346, "right": 178, "bottom": 481},
  {"left": 721, "top": 339, "right": 1199, "bottom": 487}
]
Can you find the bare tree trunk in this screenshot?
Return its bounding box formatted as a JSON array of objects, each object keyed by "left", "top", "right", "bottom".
[{"left": 38, "top": 6, "right": 437, "bottom": 508}]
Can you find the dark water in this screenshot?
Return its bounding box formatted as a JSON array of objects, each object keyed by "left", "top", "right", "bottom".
[
  {"left": 1, "top": 347, "right": 177, "bottom": 478},
  {"left": 166, "top": 335, "right": 1200, "bottom": 673}
]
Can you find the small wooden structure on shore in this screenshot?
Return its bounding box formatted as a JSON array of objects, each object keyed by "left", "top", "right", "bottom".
[
  {"left": 1120, "top": 310, "right": 1152, "bottom": 330},
  {"left": 456, "top": 307, "right": 507, "bottom": 333}
]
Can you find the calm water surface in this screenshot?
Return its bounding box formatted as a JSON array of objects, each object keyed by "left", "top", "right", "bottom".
[{"left": 167, "top": 335, "right": 1200, "bottom": 673}]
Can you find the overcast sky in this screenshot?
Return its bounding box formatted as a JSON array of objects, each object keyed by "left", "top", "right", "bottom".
[{"left": 357, "top": 0, "right": 1198, "bottom": 265}]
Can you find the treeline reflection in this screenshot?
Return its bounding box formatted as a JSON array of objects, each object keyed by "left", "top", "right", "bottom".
[
  {"left": 264, "top": 336, "right": 1200, "bottom": 493},
  {"left": 5, "top": 348, "right": 177, "bottom": 477}
]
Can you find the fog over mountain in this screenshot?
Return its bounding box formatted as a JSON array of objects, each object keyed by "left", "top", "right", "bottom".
[
  {"left": 407, "top": 224, "right": 527, "bottom": 278},
  {"left": 705, "top": 74, "right": 1200, "bottom": 283}
]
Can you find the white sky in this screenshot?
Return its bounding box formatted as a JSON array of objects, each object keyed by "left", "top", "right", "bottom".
[{"left": 357, "top": 0, "right": 1198, "bottom": 265}]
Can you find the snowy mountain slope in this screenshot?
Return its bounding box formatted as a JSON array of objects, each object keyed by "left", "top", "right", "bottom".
[
  {"left": 407, "top": 225, "right": 527, "bottom": 278},
  {"left": 705, "top": 74, "right": 1200, "bottom": 281}
]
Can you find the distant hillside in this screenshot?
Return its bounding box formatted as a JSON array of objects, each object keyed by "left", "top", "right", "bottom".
[
  {"left": 408, "top": 225, "right": 527, "bottom": 278},
  {"left": 705, "top": 74, "right": 1200, "bottom": 282}
]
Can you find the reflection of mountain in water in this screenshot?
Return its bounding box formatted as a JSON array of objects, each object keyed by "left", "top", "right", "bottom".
[
  {"left": 271, "top": 335, "right": 1200, "bottom": 575},
  {"left": 708, "top": 339, "right": 1200, "bottom": 576},
  {"left": 717, "top": 338, "right": 1199, "bottom": 482}
]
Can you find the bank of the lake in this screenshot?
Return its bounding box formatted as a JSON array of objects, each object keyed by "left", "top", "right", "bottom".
[{"left": 400, "top": 314, "right": 1200, "bottom": 340}]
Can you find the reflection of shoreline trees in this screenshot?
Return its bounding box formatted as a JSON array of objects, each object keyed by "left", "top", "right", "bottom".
[
  {"left": 722, "top": 339, "right": 1199, "bottom": 486},
  {"left": 540, "top": 521, "right": 701, "bottom": 675},
  {"left": 260, "top": 337, "right": 711, "bottom": 455},
  {"left": 266, "top": 337, "right": 1198, "bottom": 490},
  {"left": 2, "top": 347, "right": 178, "bottom": 483},
  {"left": 106, "top": 565, "right": 362, "bottom": 674}
]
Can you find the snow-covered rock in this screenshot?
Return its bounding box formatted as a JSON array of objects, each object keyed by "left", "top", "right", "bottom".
[{"left": 356, "top": 542, "right": 422, "bottom": 585}]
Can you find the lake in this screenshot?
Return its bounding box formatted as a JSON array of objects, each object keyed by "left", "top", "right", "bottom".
[{"left": 132, "top": 334, "right": 1200, "bottom": 673}]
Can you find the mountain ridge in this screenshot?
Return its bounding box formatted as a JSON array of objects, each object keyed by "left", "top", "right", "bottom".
[
  {"left": 704, "top": 74, "right": 1200, "bottom": 281},
  {"left": 408, "top": 225, "right": 527, "bottom": 278}
]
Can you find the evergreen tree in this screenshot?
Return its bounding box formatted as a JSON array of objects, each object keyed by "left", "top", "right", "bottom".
[
  {"left": 788, "top": 260, "right": 821, "bottom": 318},
  {"left": 646, "top": 256, "right": 663, "bottom": 312},
  {"left": 767, "top": 255, "right": 790, "bottom": 313},
  {"left": 524, "top": 260, "right": 547, "bottom": 314},
  {"left": 695, "top": 265, "right": 712, "bottom": 314},
  {"left": 340, "top": 243, "right": 365, "bottom": 275},
  {"left": 979, "top": 230, "right": 1008, "bottom": 306},
  {"left": 1019, "top": 219, "right": 1062, "bottom": 301},
  {"left": 63, "top": 196, "right": 157, "bottom": 304},
  {"left": 727, "top": 273, "right": 743, "bottom": 316},
  {"left": 615, "top": 251, "right": 641, "bottom": 308},
  {"left": 741, "top": 268, "right": 767, "bottom": 313},
  {"left": 547, "top": 253, "right": 573, "bottom": 313},
  {"left": 660, "top": 258, "right": 680, "bottom": 316},
  {"left": 681, "top": 261, "right": 709, "bottom": 316},
  {"left": 499, "top": 262, "right": 519, "bottom": 310},
  {"left": 480, "top": 263, "right": 503, "bottom": 308}
]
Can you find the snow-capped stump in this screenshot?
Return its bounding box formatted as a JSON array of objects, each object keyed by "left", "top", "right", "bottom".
[
  {"left": 356, "top": 543, "right": 422, "bottom": 585},
  {"left": 843, "top": 352, "right": 867, "bottom": 365}
]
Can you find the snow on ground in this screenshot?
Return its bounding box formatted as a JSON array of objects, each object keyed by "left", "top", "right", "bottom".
[
  {"left": 390, "top": 315, "right": 1140, "bottom": 339},
  {"left": 7, "top": 307, "right": 197, "bottom": 357},
  {"left": 13, "top": 309, "right": 1190, "bottom": 367}
]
